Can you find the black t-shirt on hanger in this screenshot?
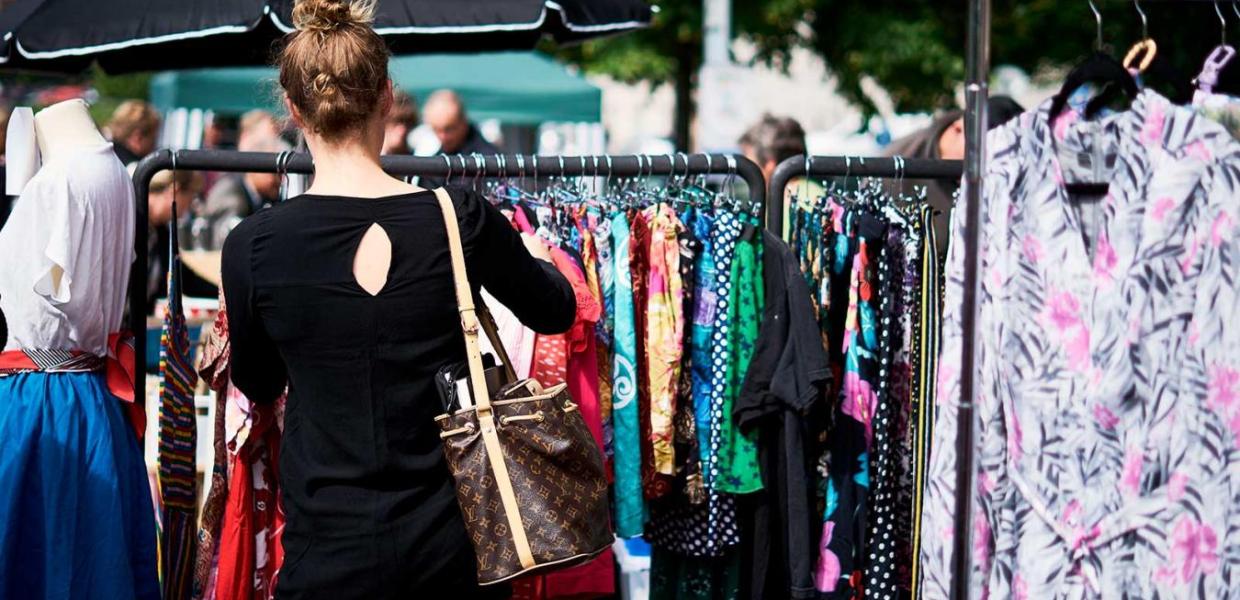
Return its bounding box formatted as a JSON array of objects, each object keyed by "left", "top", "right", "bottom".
[{"left": 736, "top": 232, "right": 832, "bottom": 600}]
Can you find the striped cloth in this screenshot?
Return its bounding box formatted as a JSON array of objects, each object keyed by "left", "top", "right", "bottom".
[{"left": 159, "top": 200, "right": 199, "bottom": 600}]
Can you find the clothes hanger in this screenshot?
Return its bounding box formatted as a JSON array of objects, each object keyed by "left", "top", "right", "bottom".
[
  {"left": 1122, "top": 0, "right": 1156, "bottom": 76},
  {"left": 1127, "top": 0, "right": 1193, "bottom": 103},
  {"left": 1195, "top": 0, "right": 1237, "bottom": 99},
  {"left": 1049, "top": 0, "right": 1140, "bottom": 120}
]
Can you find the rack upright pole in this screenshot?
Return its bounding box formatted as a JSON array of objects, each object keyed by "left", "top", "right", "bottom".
[{"left": 951, "top": 0, "right": 990, "bottom": 598}]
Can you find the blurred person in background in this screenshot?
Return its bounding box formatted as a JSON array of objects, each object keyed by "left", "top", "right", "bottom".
[
  {"left": 145, "top": 169, "right": 217, "bottom": 313},
  {"left": 382, "top": 90, "right": 418, "bottom": 155},
  {"left": 883, "top": 95, "right": 1024, "bottom": 252},
  {"left": 193, "top": 134, "right": 290, "bottom": 250},
  {"left": 419, "top": 90, "right": 498, "bottom": 187},
  {"left": 238, "top": 109, "right": 283, "bottom": 150},
  {"left": 739, "top": 114, "right": 807, "bottom": 183},
  {"left": 200, "top": 114, "right": 230, "bottom": 192},
  {"left": 107, "top": 100, "right": 161, "bottom": 167},
  {"left": 424, "top": 89, "right": 498, "bottom": 156},
  {"left": 741, "top": 114, "right": 821, "bottom": 239}
]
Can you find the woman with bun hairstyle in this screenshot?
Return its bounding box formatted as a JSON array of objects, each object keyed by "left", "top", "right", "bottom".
[{"left": 220, "top": 0, "right": 575, "bottom": 597}]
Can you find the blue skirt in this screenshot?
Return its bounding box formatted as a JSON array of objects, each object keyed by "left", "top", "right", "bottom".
[{"left": 0, "top": 372, "right": 159, "bottom": 600}]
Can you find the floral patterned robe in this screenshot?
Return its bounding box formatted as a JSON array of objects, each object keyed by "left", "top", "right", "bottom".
[{"left": 921, "top": 91, "right": 1240, "bottom": 599}]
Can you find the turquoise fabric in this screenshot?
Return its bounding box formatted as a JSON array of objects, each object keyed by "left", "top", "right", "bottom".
[
  {"left": 688, "top": 211, "right": 717, "bottom": 468},
  {"left": 610, "top": 212, "right": 646, "bottom": 538}
]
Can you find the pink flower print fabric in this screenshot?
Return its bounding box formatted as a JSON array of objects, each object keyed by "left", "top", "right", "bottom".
[{"left": 920, "top": 91, "right": 1240, "bottom": 599}]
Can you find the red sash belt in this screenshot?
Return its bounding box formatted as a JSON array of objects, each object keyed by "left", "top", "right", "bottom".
[{"left": 0, "top": 332, "right": 143, "bottom": 437}]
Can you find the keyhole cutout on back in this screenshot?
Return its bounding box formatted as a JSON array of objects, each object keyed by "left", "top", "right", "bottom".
[{"left": 353, "top": 223, "right": 392, "bottom": 296}]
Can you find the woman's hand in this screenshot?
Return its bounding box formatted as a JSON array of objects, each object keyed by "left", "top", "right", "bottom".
[{"left": 521, "top": 233, "right": 552, "bottom": 262}]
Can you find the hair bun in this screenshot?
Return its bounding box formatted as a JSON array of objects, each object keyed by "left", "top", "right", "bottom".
[{"left": 292, "top": 0, "right": 375, "bottom": 32}]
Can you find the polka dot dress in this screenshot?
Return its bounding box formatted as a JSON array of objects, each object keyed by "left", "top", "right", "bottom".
[
  {"left": 863, "top": 220, "right": 916, "bottom": 599},
  {"left": 704, "top": 213, "right": 743, "bottom": 546}
]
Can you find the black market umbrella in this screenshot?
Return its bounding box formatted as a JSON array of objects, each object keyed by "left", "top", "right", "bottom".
[{"left": 0, "top": 0, "right": 651, "bottom": 74}]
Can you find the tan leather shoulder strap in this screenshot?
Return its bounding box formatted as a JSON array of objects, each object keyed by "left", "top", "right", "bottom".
[
  {"left": 433, "top": 187, "right": 535, "bottom": 569},
  {"left": 433, "top": 188, "right": 493, "bottom": 412},
  {"left": 431, "top": 188, "right": 515, "bottom": 384}
]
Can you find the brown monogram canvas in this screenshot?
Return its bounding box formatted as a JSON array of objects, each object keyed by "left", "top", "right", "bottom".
[
  {"left": 431, "top": 188, "right": 612, "bottom": 586},
  {"left": 436, "top": 382, "right": 612, "bottom": 584}
]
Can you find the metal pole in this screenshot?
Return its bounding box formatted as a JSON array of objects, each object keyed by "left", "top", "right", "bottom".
[{"left": 952, "top": 0, "right": 990, "bottom": 597}]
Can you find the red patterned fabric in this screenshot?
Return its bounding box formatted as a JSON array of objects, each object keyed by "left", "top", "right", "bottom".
[
  {"left": 215, "top": 401, "right": 284, "bottom": 600},
  {"left": 0, "top": 331, "right": 142, "bottom": 437},
  {"left": 517, "top": 245, "right": 614, "bottom": 599}
]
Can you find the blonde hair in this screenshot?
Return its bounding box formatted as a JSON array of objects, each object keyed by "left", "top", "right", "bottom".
[
  {"left": 108, "top": 100, "right": 161, "bottom": 142},
  {"left": 278, "top": 0, "right": 389, "bottom": 141},
  {"left": 240, "top": 109, "right": 280, "bottom": 137}
]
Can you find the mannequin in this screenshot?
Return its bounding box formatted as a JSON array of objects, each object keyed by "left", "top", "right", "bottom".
[
  {"left": 31, "top": 99, "right": 111, "bottom": 295},
  {"left": 33, "top": 99, "right": 109, "bottom": 165},
  {"left": 0, "top": 98, "right": 158, "bottom": 599}
]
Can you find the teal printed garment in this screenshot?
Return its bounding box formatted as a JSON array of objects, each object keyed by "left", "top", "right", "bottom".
[{"left": 610, "top": 211, "right": 647, "bottom": 538}]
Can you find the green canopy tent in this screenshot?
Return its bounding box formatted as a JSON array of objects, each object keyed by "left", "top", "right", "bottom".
[{"left": 149, "top": 51, "right": 600, "bottom": 124}]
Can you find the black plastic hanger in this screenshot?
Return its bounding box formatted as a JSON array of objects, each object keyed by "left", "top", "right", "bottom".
[
  {"left": 1049, "top": 52, "right": 1141, "bottom": 120},
  {"left": 1049, "top": 1, "right": 1140, "bottom": 120}
]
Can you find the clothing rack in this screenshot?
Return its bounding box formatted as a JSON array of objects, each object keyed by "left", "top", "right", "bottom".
[
  {"left": 765, "top": 155, "right": 964, "bottom": 234},
  {"left": 128, "top": 149, "right": 767, "bottom": 409}
]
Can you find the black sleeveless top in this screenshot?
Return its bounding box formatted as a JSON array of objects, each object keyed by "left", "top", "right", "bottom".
[{"left": 221, "top": 186, "right": 574, "bottom": 598}]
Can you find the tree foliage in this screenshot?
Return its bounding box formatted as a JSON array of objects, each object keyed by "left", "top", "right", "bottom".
[
  {"left": 557, "top": 0, "right": 1238, "bottom": 127},
  {"left": 554, "top": 0, "right": 811, "bottom": 85}
]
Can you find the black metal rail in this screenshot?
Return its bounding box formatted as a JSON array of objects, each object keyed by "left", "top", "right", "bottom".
[
  {"left": 129, "top": 149, "right": 767, "bottom": 403},
  {"left": 766, "top": 154, "right": 963, "bottom": 235}
]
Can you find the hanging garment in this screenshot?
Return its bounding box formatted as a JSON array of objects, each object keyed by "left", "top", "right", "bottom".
[
  {"left": 0, "top": 142, "right": 158, "bottom": 600},
  {"left": 645, "top": 204, "right": 687, "bottom": 483},
  {"left": 715, "top": 223, "right": 763, "bottom": 494},
  {"left": 558, "top": 243, "right": 606, "bottom": 451},
  {"left": 674, "top": 208, "right": 706, "bottom": 504},
  {"left": 631, "top": 209, "right": 670, "bottom": 499},
  {"left": 573, "top": 214, "right": 607, "bottom": 447},
  {"left": 611, "top": 211, "right": 647, "bottom": 538},
  {"left": 705, "top": 212, "right": 744, "bottom": 499},
  {"left": 215, "top": 392, "right": 284, "bottom": 600},
  {"left": 159, "top": 200, "right": 202, "bottom": 600},
  {"left": 592, "top": 210, "right": 617, "bottom": 466},
  {"left": 908, "top": 206, "right": 941, "bottom": 600},
  {"left": 862, "top": 215, "right": 917, "bottom": 600},
  {"left": 195, "top": 296, "right": 234, "bottom": 600},
  {"left": 815, "top": 208, "right": 887, "bottom": 598},
  {"left": 481, "top": 288, "right": 538, "bottom": 379},
  {"left": 921, "top": 91, "right": 1240, "bottom": 599},
  {"left": 198, "top": 298, "right": 287, "bottom": 600},
  {"left": 735, "top": 232, "right": 833, "bottom": 600},
  {"left": 521, "top": 245, "right": 614, "bottom": 600},
  {"left": 691, "top": 212, "right": 720, "bottom": 470},
  {"left": 1194, "top": 90, "right": 1240, "bottom": 140}
]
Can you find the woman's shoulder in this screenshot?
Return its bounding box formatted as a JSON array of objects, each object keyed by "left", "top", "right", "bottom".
[
  {"left": 221, "top": 203, "right": 285, "bottom": 263},
  {"left": 434, "top": 185, "right": 493, "bottom": 236}
]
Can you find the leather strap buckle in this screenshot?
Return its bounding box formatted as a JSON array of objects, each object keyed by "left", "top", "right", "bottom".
[{"left": 459, "top": 309, "right": 481, "bottom": 335}]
